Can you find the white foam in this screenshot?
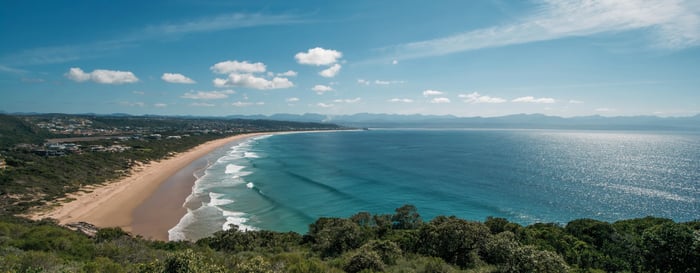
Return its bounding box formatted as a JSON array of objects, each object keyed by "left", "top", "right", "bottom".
[
  {"left": 208, "top": 192, "right": 234, "bottom": 206},
  {"left": 244, "top": 151, "right": 260, "bottom": 158},
  {"left": 221, "top": 210, "right": 257, "bottom": 231},
  {"left": 246, "top": 182, "right": 254, "bottom": 188},
  {"left": 253, "top": 134, "right": 272, "bottom": 140},
  {"left": 168, "top": 209, "right": 197, "bottom": 241},
  {"left": 224, "top": 164, "right": 245, "bottom": 174}
]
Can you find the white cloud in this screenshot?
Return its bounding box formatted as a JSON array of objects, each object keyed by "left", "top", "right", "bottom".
[
  {"left": 295, "top": 47, "right": 342, "bottom": 66},
  {"left": 211, "top": 60, "right": 266, "bottom": 74},
  {"left": 181, "top": 90, "right": 235, "bottom": 100},
  {"left": 154, "top": 103, "right": 167, "bottom": 108},
  {"left": 319, "top": 63, "right": 342, "bottom": 78},
  {"left": 161, "top": 73, "right": 195, "bottom": 84},
  {"left": 214, "top": 73, "right": 294, "bottom": 90},
  {"left": 389, "top": 98, "right": 414, "bottom": 103},
  {"left": 423, "top": 89, "right": 444, "bottom": 97},
  {"left": 430, "top": 97, "right": 451, "bottom": 104},
  {"left": 317, "top": 102, "right": 335, "bottom": 108},
  {"left": 312, "top": 84, "right": 333, "bottom": 95},
  {"left": 65, "top": 67, "right": 139, "bottom": 84},
  {"left": 595, "top": 107, "right": 616, "bottom": 112},
  {"left": 357, "top": 79, "right": 370, "bottom": 85},
  {"left": 512, "top": 96, "right": 556, "bottom": 104},
  {"left": 190, "top": 102, "right": 216, "bottom": 107},
  {"left": 232, "top": 101, "right": 265, "bottom": 107},
  {"left": 277, "top": 70, "right": 298, "bottom": 77},
  {"left": 66, "top": 67, "right": 90, "bottom": 82},
  {"left": 569, "top": 100, "right": 585, "bottom": 104},
  {"left": 119, "top": 101, "right": 145, "bottom": 107},
  {"left": 132, "top": 91, "right": 145, "bottom": 95},
  {"left": 392, "top": 60, "right": 398, "bottom": 65},
  {"left": 375, "top": 80, "right": 404, "bottom": 85},
  {"left": 333, "top": 97, "right": 361, "bottom": 103},
  {"left": 459, "top": 92, "right": 507, "bottom": 104},
  {"left": 390, "top": 0, "right": 700, "bottom": 60},
  {"left": 286, "top": 97, "right": 300, "bottom": 102}
]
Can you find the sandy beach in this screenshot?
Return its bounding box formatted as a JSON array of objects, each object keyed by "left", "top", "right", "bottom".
[{"left": 30, "top": 132, "right": 270, "bottom": 239}]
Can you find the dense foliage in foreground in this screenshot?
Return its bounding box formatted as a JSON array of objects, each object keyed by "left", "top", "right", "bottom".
[{"left": 1, "top": 205, "right": 698, "bottom": 273}]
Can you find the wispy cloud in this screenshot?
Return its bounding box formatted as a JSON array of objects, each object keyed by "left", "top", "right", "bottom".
[
  {"left": 0, "top": 64, "right": 29, "bottom": 74},
  {"left": 190, "top": 102, "right": 216, "bottom": 107},
  {"left": 388, "top": 0, "right": 700, "bottom": 60},
  {"left": 144, "top": 13, "right": 302, "bottom": 35},
  {"left": 512, "top": 96, "right": 556, "bottom": 104},
  {"left": 423, "top": 89, "right": 444, "bottom": 97},
  {"left": 389, "top": 98, "right": 414, "bottom": 103},
  {"left": 232, "top": 101, "right": 265, "bottom": 107},
  {"left": 3, "top": 13, "right": 304, "bottom": 66},
  {"left": 459, "top": 92, "right": 507, "bottom": 104},
  {"left": 430, "top": 97, "right": 451, "bottom": 104},
  {"left": 333, "top": 97, "right": 361, "bottom": 103},
  {"left": 181, "top": 90, "right": 235, "bottom": 100}
]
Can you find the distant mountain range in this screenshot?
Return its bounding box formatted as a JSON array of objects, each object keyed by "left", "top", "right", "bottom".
[
  {"left": 221, "top": 113, "right": 700, "bottom": 131},
  {"left": 7, "top": 112, "right": 700, "bottom": 131}
]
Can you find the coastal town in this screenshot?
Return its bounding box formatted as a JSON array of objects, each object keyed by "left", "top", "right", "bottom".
[{"left": 1, "top": 114, "right": 342, "bottom": 158}]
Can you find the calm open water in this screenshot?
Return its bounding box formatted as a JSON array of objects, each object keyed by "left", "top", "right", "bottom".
[{"left": 169, "top": 129, "right": 700, "bottom": 241}]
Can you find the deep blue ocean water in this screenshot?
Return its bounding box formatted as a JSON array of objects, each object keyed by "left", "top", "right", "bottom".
[{"left": 169, "top": 129, "right": 700, "bottom": 241}]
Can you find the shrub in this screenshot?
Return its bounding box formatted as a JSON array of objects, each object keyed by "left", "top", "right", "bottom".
[{"left": 343, "top": 251, "right": 384, "bottom": 273}]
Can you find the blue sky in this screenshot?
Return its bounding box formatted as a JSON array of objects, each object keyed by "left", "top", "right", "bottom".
[{"left": 1, "top": 0, "right": 699, "bottom": 117}]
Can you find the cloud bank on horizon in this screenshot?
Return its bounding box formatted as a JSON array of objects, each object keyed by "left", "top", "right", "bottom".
[{"left": 1, "top": 0, "right": 699, "bottom": 117}]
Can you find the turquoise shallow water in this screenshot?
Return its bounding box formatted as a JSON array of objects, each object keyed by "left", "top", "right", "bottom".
[{"left": 169, "top": 129, "right": 700, "bottom": 241}]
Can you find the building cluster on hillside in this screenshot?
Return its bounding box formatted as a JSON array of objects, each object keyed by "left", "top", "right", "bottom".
[
  {"left": 26, "top": 116, "right": 274, "bottom": 137},
  {"left": 34, "top": 117, "right": 116, "bottom": 135},
  {"left": 12, "top": 140, "right": 135, "bottom": 157}
]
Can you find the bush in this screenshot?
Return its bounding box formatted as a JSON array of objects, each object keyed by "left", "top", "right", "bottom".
[
  {"left": 421, "top": 257, "right": 455, "bottom": 273},
  {"left": 161, "top": 249, "right": 225, "bottom": 273},
  {"left": 359, "top": 240, "right": 402, "bottom": 265},
  {"left": 343, "top": 251, "right": 385, "bottom": 273},
  {"left": 417, "top": 216, "right": 491, "bottom": 268},
  {"left": 308, "top": 218, "right": 367, "bottom": 257}
]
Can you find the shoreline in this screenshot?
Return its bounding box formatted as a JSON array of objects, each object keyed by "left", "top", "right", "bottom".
[{"left": 29, "top": 132, "right": 273, "bottom": 238}]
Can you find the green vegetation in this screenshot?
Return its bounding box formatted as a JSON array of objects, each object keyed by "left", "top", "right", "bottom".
[
  {"left": 0, "top": 206, "right": 698, "bottom": 272},
  {"left": 0, "top": 114, "right": 344, "bottom": 215},
  {"left": 1, "top": 114, "right": 697, "bottom": 272}
]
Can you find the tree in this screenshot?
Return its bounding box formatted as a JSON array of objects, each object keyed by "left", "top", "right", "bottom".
[
  {"left": 343, "top": 251, "right": 385, "bottom": 273},
  {"left": 307, "top": 218, "right": 367, "bottom": 257},
  {"left": 392, "top": 204, "right": 423, "bottom": 229},
  {"left": 359, "top": 240, "right": 402, "bottom": 265},
  {"left": 417, "top": 216, "right": 491, "bottom": 268},
  {"left": 350, "top": 212, "right": 373, "bottom": 227},
  {"left": 484, "top": 232, "right": 569, "bottom": 273},
  {"left": 641, "top": 222, "right": 698, "bottom": 273}
]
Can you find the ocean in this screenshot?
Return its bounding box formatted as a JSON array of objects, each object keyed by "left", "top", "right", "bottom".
[{"left": 168, "top": 129, "right": 700, "bottom": 241}]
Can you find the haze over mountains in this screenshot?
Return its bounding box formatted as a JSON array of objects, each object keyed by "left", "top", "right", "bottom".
[{"left": 5, "top": 111, "right": 699, "bottom": 131}]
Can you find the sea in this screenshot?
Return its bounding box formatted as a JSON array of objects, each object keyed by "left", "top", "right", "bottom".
[{"left": 168, "top": 129, "right": 700, "bottom": 241}]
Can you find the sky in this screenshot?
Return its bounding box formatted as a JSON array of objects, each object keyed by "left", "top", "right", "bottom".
[{"left": 1, "top": 0, "right": 699, "bottom": 117}]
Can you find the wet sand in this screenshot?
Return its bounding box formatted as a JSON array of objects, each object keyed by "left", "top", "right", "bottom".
[{"left": 30, "top": 133, "right": 270, "bottom": 238}]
